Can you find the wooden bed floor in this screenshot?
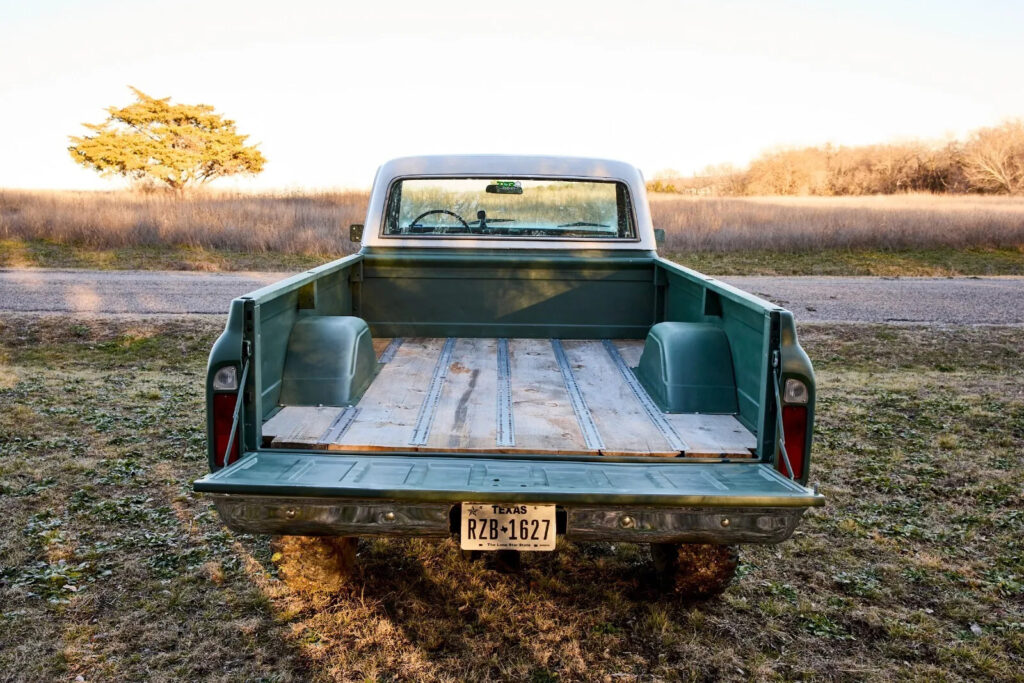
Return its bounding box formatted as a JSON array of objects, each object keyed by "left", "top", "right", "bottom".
[{"left": 261, "top": 338, "right": 757, "bottom": 458}]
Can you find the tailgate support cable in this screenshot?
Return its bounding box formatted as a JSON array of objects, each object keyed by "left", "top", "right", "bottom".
[
  {"left": 222, "top": 341, "right": 251, "bottom": 468},
  {"left": 772, "top": 351, "right": 795, "bottom": 480}
]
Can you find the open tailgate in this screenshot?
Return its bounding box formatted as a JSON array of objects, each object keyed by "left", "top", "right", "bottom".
[{"left": 194, "top": 452, "right": 822, "bottom": 508}]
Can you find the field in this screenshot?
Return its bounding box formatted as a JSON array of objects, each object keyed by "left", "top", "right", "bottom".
[
  {"left": 2, "top": 190, "right": 1024, "bottom": 275},
  {"left": 1, "top": 317, "right": 1021, "bottom": 681},
  {"left": 650, "top": 194, "right": 1024, "bottom": 251},
  {"left": 0, "top": 190, "right": 366, "bottom": 256},
  {"left": 652, "top": 194, "right": 1024, "bottom": 275}
]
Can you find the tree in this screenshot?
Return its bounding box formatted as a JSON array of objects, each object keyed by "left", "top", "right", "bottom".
[
  {"left": 746, "top": 148, "right": 827, "bottom": 195},
  {"left": 962, "top": 120, "right": 1024, "bottom": 194},
  {"left": 69, "top": 87, "right": 266, "bottom": 193}
]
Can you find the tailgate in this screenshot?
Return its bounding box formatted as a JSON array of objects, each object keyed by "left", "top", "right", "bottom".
[{"left": 194, "top": 451, "right": 822, "bottom": 508}]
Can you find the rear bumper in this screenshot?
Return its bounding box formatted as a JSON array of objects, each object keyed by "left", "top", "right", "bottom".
[
  {"left": 195, "top": 451, "right": 823, "bottom": 544},
  {"left": 209, "top": 494, "right": 808, "bottom": 544}
]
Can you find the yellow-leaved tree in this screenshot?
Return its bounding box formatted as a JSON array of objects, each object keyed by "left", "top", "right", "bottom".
[{"left": 68, "top": 87, "right": 266, "bottom": 193}]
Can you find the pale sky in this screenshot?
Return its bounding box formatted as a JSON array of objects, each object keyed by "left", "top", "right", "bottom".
[{"left": 1, "top": 0, "right": 1021, "bottom": 190}]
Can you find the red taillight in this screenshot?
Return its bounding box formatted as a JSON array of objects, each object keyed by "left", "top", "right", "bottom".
[
  {"left": 778, "top": 405, "right": 807, "bottom": 480},
  {"left": 213, "top": 392, "right": 240, "bottom": 467}
]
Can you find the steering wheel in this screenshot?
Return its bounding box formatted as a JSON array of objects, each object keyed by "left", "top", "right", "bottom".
[{"left": 409, "top": 209, "right": 469, "bottom": 232}]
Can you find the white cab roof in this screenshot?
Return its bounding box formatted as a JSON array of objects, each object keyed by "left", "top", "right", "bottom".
[{"left": 361, "top": 155, "right": 656, "bottom": 251}]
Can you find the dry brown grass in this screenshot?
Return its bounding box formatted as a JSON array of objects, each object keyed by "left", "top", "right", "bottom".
[
  {"left": 3, "top": 190, "right": 1024, "bottom": 262},
  {"left": 4, "top": 190, "right": 1024, "bottom": 279},
  {"left": 0, "top": 189, "right": 367, "bottom": 256},
  {"left": 650, "top": 193, "right": 1024, "bottom": 252}
]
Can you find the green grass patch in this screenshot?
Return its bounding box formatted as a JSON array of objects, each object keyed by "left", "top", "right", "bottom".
[
  {"left": 0, "top": 238, "right": 328, "bottom": 272},
  {"left": 4, "top": 238, "right": 1024, "bottom": 276},
  {"left": 670, "top": 246, "right": 1024, "bottom": 276},
  {"left": 1, "top": 316, "right": 1022, "bottom": 680}
]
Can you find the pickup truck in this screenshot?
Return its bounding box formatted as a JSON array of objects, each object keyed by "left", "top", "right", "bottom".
[{"left": 193, "top": 155, "right": 823, "bottom": 597}]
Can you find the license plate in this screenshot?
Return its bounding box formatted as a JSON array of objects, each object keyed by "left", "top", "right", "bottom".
[{"left": 460, "top": 503, "right": 556, "bottom": 551}]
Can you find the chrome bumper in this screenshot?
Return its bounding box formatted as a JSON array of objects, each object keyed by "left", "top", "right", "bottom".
[{"left": 209, "top": 494, "right": 807, "bottom": 544}]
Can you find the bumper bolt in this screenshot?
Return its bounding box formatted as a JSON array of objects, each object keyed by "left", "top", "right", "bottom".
[
  {"left": 284, "top": 508, "right": 296, "bottom": 519},
  {"left": 721, "top": 517, "right": 731, "bottom": 527},
  {"left": 620, "top": 515, "right": 636, "bottom": 529},
  {"left": 383, "top": 511, "right": 396, "bottom": 522}
]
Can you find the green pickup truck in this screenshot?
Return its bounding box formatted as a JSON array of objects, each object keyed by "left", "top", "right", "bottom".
[{"left": 193, "top": 155, "right": 823, "bottom": 596}]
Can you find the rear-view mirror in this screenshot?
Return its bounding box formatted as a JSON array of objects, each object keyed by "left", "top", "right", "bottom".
[
  {"left": 349, "top": 224, "right": 364, "bottom": 242},
  {"left": 654, "top": 228, "right": 666, "bottom": 245},
  {"left": 485, "top": 180, "right": 523, "bottom": 195}
]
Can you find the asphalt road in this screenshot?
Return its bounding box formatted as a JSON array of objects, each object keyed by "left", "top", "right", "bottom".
[
  {"left": 0, "top": 269, "right": 289, "bottom": 316},
  {"left": 1, "top": 268, "right": 1022, "bottom": 325}
]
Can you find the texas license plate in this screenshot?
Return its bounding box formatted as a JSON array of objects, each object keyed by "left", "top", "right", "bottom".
[{"left": 460, "top": 503, "right": 556, "bottom": 551}]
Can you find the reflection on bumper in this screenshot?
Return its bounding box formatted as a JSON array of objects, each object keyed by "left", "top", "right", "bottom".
[{"left": 210, "top": 494, "right": 807, "bottom": 544}]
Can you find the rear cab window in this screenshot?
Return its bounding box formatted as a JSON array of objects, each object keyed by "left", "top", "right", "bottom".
[{"left": 382, "top": 177, "right": 637, "bottom": 241}]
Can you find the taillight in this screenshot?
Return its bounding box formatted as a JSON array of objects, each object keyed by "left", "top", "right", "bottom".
[
  {"left": 780, "top": 405, "right": 807, "bottom": 481},
  {"left": 213, "top": 393, "right": 240, "bottom": 467}
]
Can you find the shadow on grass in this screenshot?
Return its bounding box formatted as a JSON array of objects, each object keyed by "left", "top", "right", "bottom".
[{"left": 242, "top": 535, "right": 708, "bottom": 681}]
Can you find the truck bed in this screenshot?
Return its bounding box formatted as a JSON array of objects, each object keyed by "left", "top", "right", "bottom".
[{"left": 261, "top": 338, "right": 757, "bottom": 458}]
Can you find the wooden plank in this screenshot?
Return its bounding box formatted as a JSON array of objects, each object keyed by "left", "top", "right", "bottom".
[
  {"left": 612, "top": 340, "right": 756, "bottom": 457},
  {"left": 662, "top": 413, "right": 757, "bottom": 457},
  {"left": 263, "top": 406, "right": 345, "bottom": 448},
  {"left": 372, "top": 337, "right": 393, "bottom": 360},
  {"left": 276, "top": 335, "right": 757, "bottom": 458},
  {"left": 330, "top": 338, "right": 445, "bottom": 451},
  {"left": 422, "top": 338, "right": 501, "bottom": 452},
  {"left": 506, "top": 338, "right": 592, "bottom": 455},
  {"left": 551, "top": 339, "right": 604, "bottom": 451},
  {"left": 262, "top": 406, "right": 323, "bottom": 445},
  {"left": 261, "top": 408, "right": 297, "bottom": 445},
  {"left": 613, "top": 339, "right": 646, "bottom": 367},
  {"left": 409, "top": 337, "right": 456, "bottom": 445},
  {"left": 561, "top": 340, "right": 679, "bottom": 457},
  {"left": 602, "top": 340, "right": 688, "bottom": 453}
]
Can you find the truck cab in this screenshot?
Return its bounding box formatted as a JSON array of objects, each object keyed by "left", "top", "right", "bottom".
[{"left": 193, "top": 155, "right": 823, "bottom": 595}]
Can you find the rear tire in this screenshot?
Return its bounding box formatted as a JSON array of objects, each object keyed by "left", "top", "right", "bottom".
[
  {"left": 651, "top": 543, "right": 738, "bottom": 599},
  {"left": 270, "top": 535, "right": 358, "bottom": 593}
]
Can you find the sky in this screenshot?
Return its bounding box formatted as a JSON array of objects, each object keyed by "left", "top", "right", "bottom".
[{"left": 0, "top": 0, "right": 1021, "bottom": 190}]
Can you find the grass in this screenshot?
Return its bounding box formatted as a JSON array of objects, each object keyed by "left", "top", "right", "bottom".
[
  {"left": 3, "top": 238, "right": 1023, "bottom": 276},
  {"left": 0, "top": 238, "right": 327, "bottom": 272},
  {"left": 4, "top": 239, "right": 1019, "bottom": 276},
  {"left": 0, "top": 189, "right": 365, "bottom": 254},
  {"left": 669, "top": 246, "right": 1024, "bottom": 276},
  {"left": 650, "top": 194, "right": 1024, "bottom": 252},
  {"left": 1, "top": 317, "right": 1022, "bottom": 680},
  {"left": 3, "top": 190, "right": 1024, "bottom": 275}
]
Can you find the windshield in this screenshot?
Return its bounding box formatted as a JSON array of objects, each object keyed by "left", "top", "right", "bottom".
[{"left": 383, "top": 178, "right": 637, "bottom": 239}]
